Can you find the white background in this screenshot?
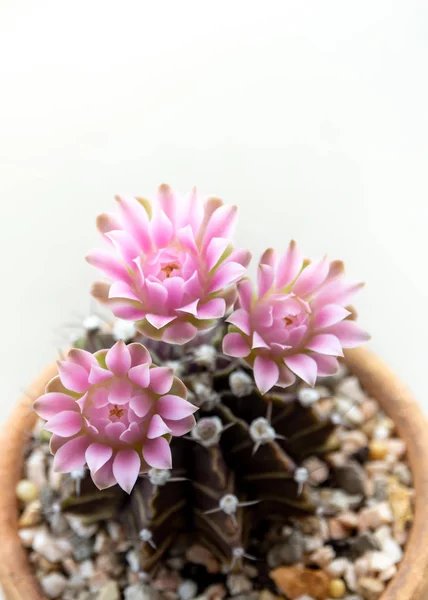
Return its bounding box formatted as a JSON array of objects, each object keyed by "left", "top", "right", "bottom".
[{"left": 1, "top": 0, "right": 428, "bottom": 426}]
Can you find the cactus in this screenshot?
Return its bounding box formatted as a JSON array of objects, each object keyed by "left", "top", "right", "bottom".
[{"left": 73, "top": 321, "right": 339, "bottom": 570}]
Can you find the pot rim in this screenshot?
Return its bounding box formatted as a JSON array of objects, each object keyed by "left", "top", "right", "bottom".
[{"left": 0, "top": 348, "right": 428, "bottom": 600}]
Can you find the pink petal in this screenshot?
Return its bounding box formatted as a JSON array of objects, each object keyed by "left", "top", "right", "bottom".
[
  {"left": 276, "top": 240, "right": 303, "bottom": 289},
  {"left": 305, "top": 333, "right": 344, "bottom": 356},
  {"left": 329, "top": 320, "right": 370, "bottom": 348},
  {"left": 92, "top": 457, "right": 116, "bottom": 490},
  {"left": 143, "top": 437, "right": 172, "bottom": 469},
  {"left": 130, "top": 392, "right": 153, "bottom": 417},
  {"left": 163, "top": 276, "right": 185, "bottom": 309},
  {"left": 128, "top": 343, "right": 152, "bottom": 367},
  {"left": 53, "top": 436, "right": 90, "bottom": 473},
  {"left": 257, "top": 263, "right": 275, "bottom": 298},
  {"left": 145, "top": 313, "right": 177, "bottom": 329},
  {"left": 228, "top": 247, "right": 252, "bottom": 268},
  {"left": 58, "top": 361, "right": 90, "bottom": 394},
  {"left": 106, "top": 341, "right": 132, "bottom": 376},
  {"left": 164, "top": 415, "right": 196, "bottom": 436},
  {"left": 85, "top": 443, "right": 113, "bottom": 474},
  {"left": 293, "top": 257, "right": 329, "bottom": 298},
  {"left": 147, "top": 414, "right": 172, "bottom": 439},
  {"left": 96, "top": 212, "right": 123, "bottom": 238},
  {"left": 208, "top": 262, "right": 246, "bottom": 293},
  {"left": 113, "top": 449, "right": 141, "bottom": 493},
  {"left": 157, "top": 184, "right": 176, "bottom": 223},
  {"left": 157, "top": 394, "right": 198, "bottom": 420},
  {"left": 108, "top": 379, "right": 133, "bottom": 405},
  {"left": 177, "top": 299, "right": 199, "bottom": 316},
  {"left": 177, "top": 224, "right": 198, "bottom": 253},
  {"left": 50, "top": 434, "right": 69, "bottom": 454},
  {"left": 111, "top": 303, "right": 146, "bottom": 320},
  {"left": 120, "top": 422, "right": 143, "bottom": 444},
  {"left": 145, "top": 279, "right": 168, "bottom": 308},
  {"left": 284, "top": 354, "right": 317, "bottom": 386},
  {"left": 287, "top": 325, "right": 307, "bottom": 347},
  {"left": 86, "top": 249, "right": 131, "bottom": 283},
  {"left": 45, "top": 411, "right": 83, "bottom": 437},
  {"left": 67, "top": 349, "right": 98, "bottom": 374},
  {"left": 202, "top": 204, "right": 237, "bottom": 248},
  {"left": 34, "top": 393, "right": 79, "bottom": 420},
  {"left": 226, "top": 308, "right": 251, "bottom": 335},
  {"left": 197, "top": 298, "right": 226, "bottom": 319},
  {"left": 313, "top": 304, "right": 351, "bottom": 329},
  {"left": 149, "top": 367, "right": 173, "bottom": 395},
  {"left": 252, "top": 331, "right": 269, "bottom": 349},
  {"left": 106, "top": 230, "right": 140, "bottom": 265},
  {"left": 312, "top": 281, "right": 364, "bottom": 310},
  {"left": 129, "top": 364, "right": 150, "bottom": 388},
  {"left": 162, "top": 321, "right": 197, "bottom": 344},
  {"left": 311, "top": 354, "right": 340, "bottom": 377},
  {"left": 88, "top": 365, "right": 114, "bottom": 385},
  {"left": 115, "top": 195, "right": 152, "bottom": 253},
  {"left": 109, "top": 281, "right": 140, "bottom": 301},
  {"left": 105, "top": 422, "right": 127, "bottom": 442},
  {"left": 237, "top": 279, "right": 254, "bottom": 311},
  {"left": 222, "top": 332, "right": 250, "bottom": 358},
  {"left": 277, "top": 364, "right": 297, "bottom": 388},
  {"left": 253, "top": 356, "right": 280, "bottom": 394},
  {"left": 206, "top": 237, "right": 230, "bottom": 271},
  {"left": 151, "top": 209, "right": 173, "bottom": 248}
]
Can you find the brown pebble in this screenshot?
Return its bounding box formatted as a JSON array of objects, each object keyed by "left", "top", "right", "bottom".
[
  {"left": 185, "top": 544, "right": 220, "bottom": 573},
  {"left": 361, "top": 399, "right": 378, "bottom": 421},
  {"left": 369, "top": 440, "right": 388, "bottom": 460},
  {"left": 328, "top": 518, "right": 347, "bottom": 540},
  {"left": 270, "top": 566, "right": 330, "bottom": 599},
  {"left": 337, "top": 511, "right": 358, "bottom": 529},
  {"left": 205, "top": 583, "right": 227, "bottom": 599},
  {"left": 329, "top": 578, "right": 346, "bottom": 598},
  {"left": 357, "top": 576, "right": 385, "bottom": 600}
]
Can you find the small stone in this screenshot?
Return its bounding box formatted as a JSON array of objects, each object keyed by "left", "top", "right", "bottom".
[
  {"left": 204, "top": 583, "right": 227, "bottom": 599},
  {"left": 62, "top": 557, "right": 79, "bottom": 576},
  {"left": 16, "top": 479, "right": 39, "bottom": 502},
  {"left": 392, "top": 462, "right": 412, "bottom": 486},
  {"left": 354, "top": 555, "right": 370, "bottom": 577},
  {"left": 309, "top": 545, "right": 335, "bottom": 568},
  {"left": 373, "top": 527, "right": 403, "bottom": 564},
  {"left": 79, "top": 559, "right": 95, "bottom": 579},
  {"left": 369, "top": 441, "right": 388, "bottom": 461},
  {"left": 178, "top": 580, "right": 198, "bottom": 600},
  {"left": 106, "top": 521, "right": 123, "bottom": 541},
  {"left": 388, "top": 477, "right": 413, "bottom": 532},
  {"left": 365, "top": 461, "right": 389, "bottom": 477},
  {"left": 356, "top": 577, "right": 385, "bottom": 600},
  {"left": 328, "top": 519, "right": 347, "bottom": 540},
  {"left": 379, "top": 565, "right": 397, "bottom": 582},
  {"left": 366, "top": 551, "right": 394, "bottom": 571},
  {"left": 40, "top": 572, "right": 68, "bottom": 598},
  {"left": 33, "top": 528, "right": 72, "bottom": 562},
  {"left": 372, "top": 477, "right": 389, "bottom": 501},
  {"left": 270, "top": 566, "right": 330, "bottom": 599},
  {"left": 259, "top": 591, "right": 282, "bottom": 600},
  {"left": 72, "top": 536, "right": 95, "bottom": 561},
  {"left": 270, "top": 531, "right": 305, "bottom": 566},
  {"left": 227, "top": 573, "right": 253, "bottom": 596},
  {"left": 337, "top": 511, "right": 359, "bottom": 529},
  {"left": 351, "top": 533, "right": 380, "bottom": 557},
  {"left": 334, "top": 461, "right": 366, "bottom": 495},
  {"left": 186, "top": 544, "right": 220, "bottom": 573},
  {"left": 340, "top": 431, "right": 368, "bottom": 456},
  {"left": 326, "top": 558, "right": 350, "bottom": 578},
  {"left": 96, "top": 581, "right": 120, "bottom": 600},
  {"left": 358, "top": 502, "right": 393, "bottom": 530},
  {"left": 66, "top": 514, "right": 98, "bottom": 538},
  {"left": 94, "top": 531, "right": 112, "bottom": 554},
  {"left": 337, "top": 376, "right": 366, "bottom": 403},
  {"left": 124, "top": 584, "right": 160, "bottom": 599},
  {"left": 26, "top": 449, "right": 47, "bottom": 488},
  {"left": 18, "top": 525, "right": 40, "bottom": 547},
  {"left": 344, "top": 564, "right": 357, "bottom": 592},
  {"left": 360, "top": 399, "right": 378, "bottom": 421},
  {"left": 335, "top": 397, "right": 364, "bottom": 425},
  {"left": 319, "top": 488, "right": 353, "bottom": 513},
  {"left": 126, "top": 549, "right": 141, "bottom": 572},
  {"left": 48, "top": 462, "right": 63, "bottom": 491},
  {"left": 304, "top": 535, "right": 324, "bottom": 553},
  {"left": 302, "top": 457, "right": 329, "bottom": 485},
  {"left": 19, "top": 499, "right": 42, "bottom": 527},
  {"left": 329, "top": 579, "right": 346, "bottom": 598},
  {"left": 152, "top": 568, "right": 180, "bottom": 592}
]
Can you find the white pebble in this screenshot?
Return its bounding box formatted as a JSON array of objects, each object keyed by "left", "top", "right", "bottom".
[
  {"left": 40, "top": 572, "right": 67, "bottom": 598},
  {"left": 18, "top": 526, "right": 40, "bottom": 548},
  {"left": 26, "top": 449, "right": 47, "bottom": 488},
  {"left": 379, "top": 564, "right": 397, "bottom": 582},
  {"left": 33, "top": 528, "right": 72, "bottom": 562},
  {"left": 336, "top": 376, "right": 366, "bottom": 403},
  {"left": 326, "top": 557, "right": 350, "bottom": 577},
  {"left": 79, "top": 559, "right": 94, "bottom": 579},
  {"left": 367, "top": 551, "right": 395, "bottom": 571},
  {"left": 126, "top": 549, "right": 141, "bottom": 573},
  {"left": 178, "top": 579, "right": 198, "bottom": 600}
]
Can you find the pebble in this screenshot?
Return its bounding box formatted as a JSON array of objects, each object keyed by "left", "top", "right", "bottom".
[
  {"left": 334, "top": 461, "right": 367, "bottom": 495},
  {"left": 186, "top": 544, "right": 220, "bottom": 573},
  {"left": 270, "top": 566, "right": 330, "bottom": 599},
  {"left": 124, "top": 584, "right": 160, "bottom": 599},
  {"left": 366, "top": 551, "right": 395, "bottom": 571},
  {"left": 356, "top": 577, "right": 385, "bottom": 600},
  {"left": 40, "top": 572, "right": 68, "bottom": 598},
  {"left": 309, "top": 545, "right": 336, "bottom": 568},
  {"left": 33, "top": 527, "right": 73, "bottom": 562},
  {"left": 152, "top": 568, "right": 181, "bottom": 592},
  {"left": 337, "top": 511, "right": 359, "bottom": 530},
  {"left": 18, "top": 499, "right": 42, "bottom": 527},
  {"left": 16, "top": 479, "right": 39, "bottom": 502},
  {"left": 340, "top": 431, "right": 368, "bottom": 455},
  {"left": 96, "top": 581, "right": 120, "bottom": 600},
  {"left": 369, "top": 441, "right": 388, "bottom": 461},
  {"left": 344, "top": 564, "right": 357, "bottom": 591},
  {"left": 26, "top": 449, "right": 47, "bottom": 488},
  {"left": 72, "top": 537, "right": 95, "bottom": 561},
  {"left": 226, "top": 573, "right": 253, "bottom": 596},
  {"left": 388, "top": 478, "right": 413, "bottom": 532},
  {"left": 360, "top": 399, "right": 378, "bottom": 421},
  {"left": 354, "top": 555, "right": 370, "bottom": 577},
  {"left": 79, "top": 559, "right": 95, "bottom": 579},
  {"left": 351, "top": 533, "right": 380, "bottom": 557},
  {"left": 302, "top": 456, "right": 329, "bottom": 485},
  {"left": 373, "top": 528, "right": 403, "bottom": 564},
  {"left": 337, "top": 377, "right": 366, "bottom": 403},
  {"left": 66, "top": 514, "right": 98, "bottom": 539},
  {"left": 392, "top": 462, "right": 412, "bottom": 486},
  {"left": 178, "top": 580, "right": 198, "bottom": 600},
  {"left": 18, "top": 525, "right": 40, "bottom": 547},
  {"left": 304, "top": 535, "right": 324, "bottom": 553},
  {"left": 204, "top": 583, "right": 227, "bottom": 599},
  {"left": 358, "top": 502, "right": 393, "bottom": 530},
  {"left": 328, "top": 519, "right": 347, "bottom": 540},
  {"left": 327, "top": 558, "right": 350, "bottom": 578},
  {"left": 268, "top": 531, "right": 305, "bottom": 567},
  {"left": 335, "top": 397, "right": 364, "bottom": 426},
  {"left": 378, "top": 564, "right": 397, "bottom": 582},
  {"left": 329, "top": 578, "right": 346, "bottom": 598}
]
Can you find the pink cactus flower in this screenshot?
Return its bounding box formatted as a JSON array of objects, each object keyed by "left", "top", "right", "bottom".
[
  {"left": 87, "top": 185, "right": 251, "bottom": 344},
  {"left": 223, "top": 242, "right": 369, "bottom": 395},
  {"left": 33, "top": 341, "right": 197, "bottom": 493}
]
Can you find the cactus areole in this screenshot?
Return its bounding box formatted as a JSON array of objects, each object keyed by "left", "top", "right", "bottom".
[{"left": 33, "top": 185, "right": 369, "bottom": 568}]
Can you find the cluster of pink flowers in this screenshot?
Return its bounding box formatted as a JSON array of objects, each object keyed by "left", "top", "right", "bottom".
[{"left": 34, "top": 185, "right": 369, "bottom": 492}]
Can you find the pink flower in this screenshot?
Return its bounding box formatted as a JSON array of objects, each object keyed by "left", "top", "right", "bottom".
[
  {"left": 87, "top": 185, "right": 251, "bottom": 344},
  {"left": 33, "top": 341, "right": 197, "bottom": 493},
  {"left": 223, "top": 242, "right": 369, "bottom": 395}
]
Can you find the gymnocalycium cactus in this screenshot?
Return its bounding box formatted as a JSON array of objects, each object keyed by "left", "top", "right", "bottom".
[{"left": 33, "top": 185, "right": 369, "bottom": 569}]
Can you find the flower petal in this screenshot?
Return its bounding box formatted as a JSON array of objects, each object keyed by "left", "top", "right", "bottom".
[
  {"left": 106, "top": 341, "right": 131, "bottom": 376},
  {"left": 143, "top": 437, "right": 172, "bottom": 469},
  {"left": 329, "top": 320, "right": 371, "bottom": 348},
  {"left": 284, "top": 354, "right": 317, "bottom": 386},
  {"left": 310, "top": 354, "right": 340, "bottom": 377},
  {"left": 293, "top": 257, "right": 329, "bottom": 298},
  {"left": 226, "top": 308, "right": 251, "bottom": 335},
  {"left": 206, "top": 237, "right": 230, "bottom": 271},
  {"left": 92, "top": 457, "right": 116, "bottom": 490},
  {"left": 44, "top": 411, "right": 83, "bottom": 437},
  {"left": 58, "top": 361, "right": 90, "bottom": 394},
  {"left": 253, "top": 356, "right": 280, "bottom": 395},
  {"left": 197, "top": 298, "right": 226, "bottom": 319},
  {"left": 67, "top": 349, "right": 98, "bottom": 374},
  {"left": 85, "top": 443, "right": 113, "bottom": 475},
  {"left": 53, "top": 436, "right": 90, "bottom": 473},
  {"left": 276, "top": 240, "right": 303, "bottom": 289},
  {"left": 145, "top": 313, "right": 177, "bottom": 329},
  {"left": 105, "top": 422, "right": 127, "bottom": 442},
  {"left": 86, "top": 248, "right": 131, "bottom": 283},
  {"left": 151, "top": 209, "right": 173, "bottom": 248},
  {"left": 149, "top": 367, "right": 174, "bottom": 395},
  {"left": 164, "top": 415, "right": 196, "bottom": 436},
  {"left": 128, "top": 364, "right": 150, "bottom": 388},
  {"left": 108, "top": 379, "right": 133, "bottom": 405},
  {"left": 162, "top": 321, "right": 198, "bottom": 344},
  {"left": 113, "top": 449, "right": 141, "bottom": 493},
  {"left": 129, "top": 392, "right": 153, "bottom": 418},
  {"left": 157, "top": 394, "right": 198, "bottom": 420},
  {"left": 115, "top": 195, "right": 152, "bottom": 253},
  {"left": 223, "top": 332, "right": 250, "bottom": 358},
  {"left": 88, "top": 365, "right": 114, "bottom": 385},
  {"left": 305, "top": 333, "right": 344, "bottom": 356},
  {"left": 147, "top": 415, "right": 172, "bottom": 439},
  {"left": 208, "top": 262, "right": 246, "bottom": 293},
  {"left": 34, "top": 393, "right": 79, "bottom": 420},
  {"left": 128, "top": 343, "right": 152, "bottom": 367},
  {"left": 313, "top": 304, "right": 351, "bottom": 329}
]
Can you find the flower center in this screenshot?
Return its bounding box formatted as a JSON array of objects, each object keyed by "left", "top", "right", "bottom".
[
  {"left": 109, "top": 404, "right": 125, "bottom": 419},
  {"left": 161, "top": 263, "right": 180, "bottom": 278},
  {"left": 284, "top": 316, "right": 294, "bottom": 326}
]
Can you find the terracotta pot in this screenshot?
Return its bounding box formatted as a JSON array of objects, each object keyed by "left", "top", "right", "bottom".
[{"left": 1, "top": 348, "right": 428, "bottom": 600}]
